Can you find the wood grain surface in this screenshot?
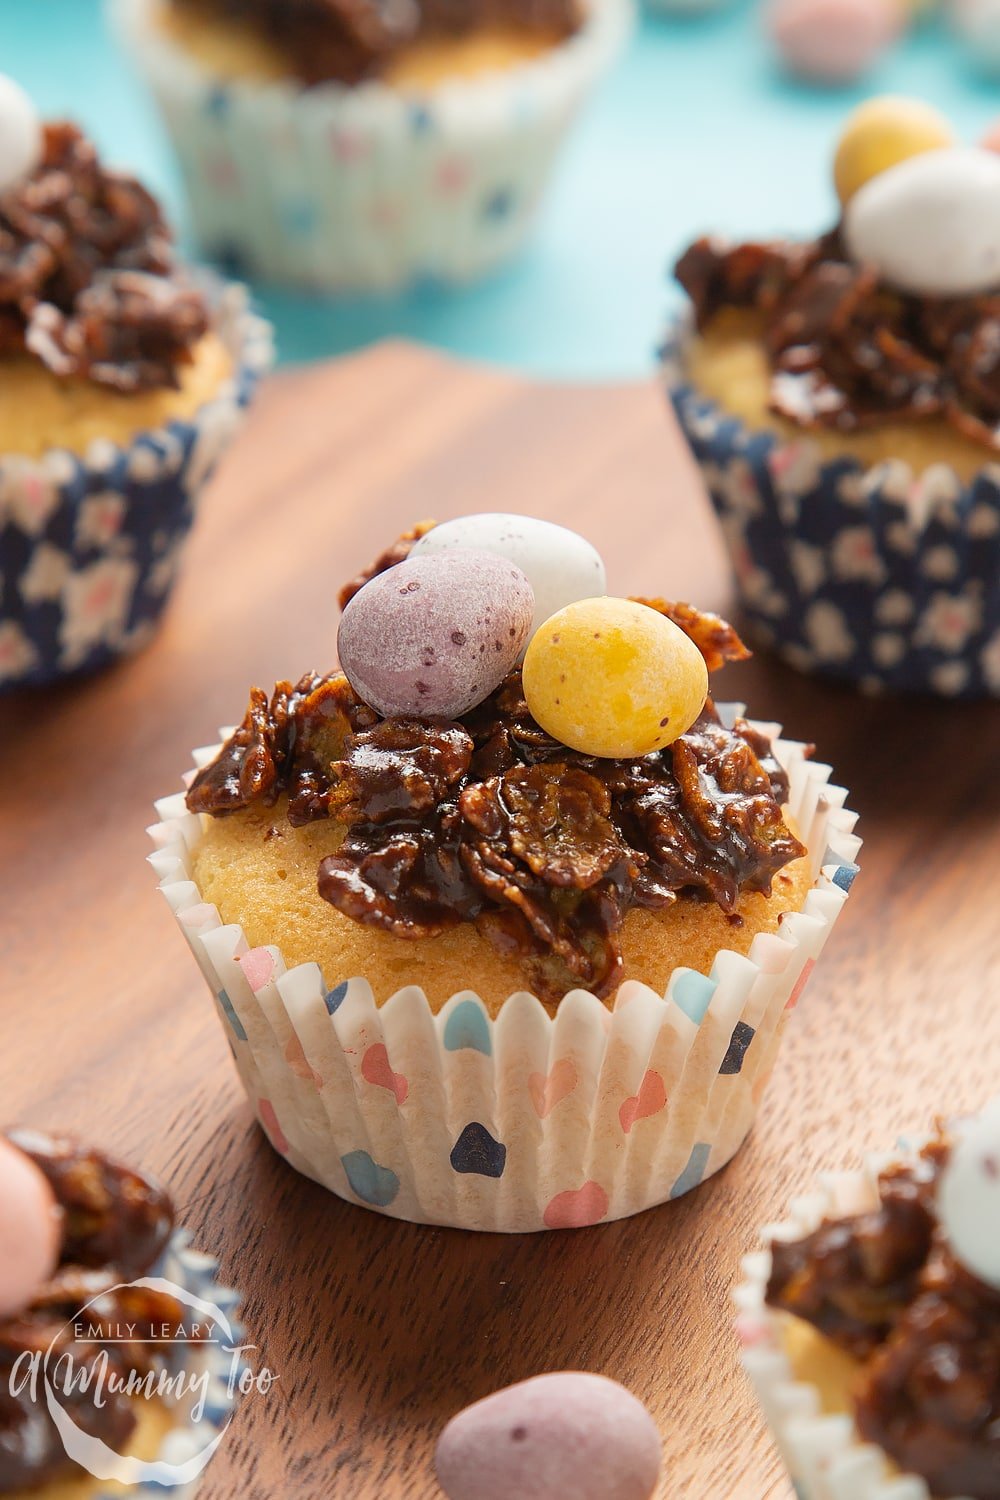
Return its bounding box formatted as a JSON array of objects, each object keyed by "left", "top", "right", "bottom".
[{"left": 2, "top": 342, "right": 999, "bottom": 1500}]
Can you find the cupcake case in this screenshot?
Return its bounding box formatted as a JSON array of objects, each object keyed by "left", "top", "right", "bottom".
[
  {"left": 66, "top": 1228, "right": 245, "bottom": 1500},
  {"left": 662, "top": 317, "right": 1000, "bottom": 700},
  {"left": 111, "top": 0, "right": 633, "bottom": 292},
  {"left": 0, "top": 284, "right": 273, "bottom": 690},
  {"left": 149, "top": 707, "right": 860, "bottom": 1233},
  {"left": 734, "top": 1139, "right": 964, "bottom": 1500}
]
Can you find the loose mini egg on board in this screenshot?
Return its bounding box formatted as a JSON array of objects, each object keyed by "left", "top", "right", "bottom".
[
  {"left": 410, "top": 515, "right": 606, "bottom": 643},
  {"left": 766, "top": 0, "right": 904, "bottom": 85},
  {"left": 0, "top": 1136, "right": 62, "bottom": 1319},
  {"left": 435, "top": 1373, "right": 662, "bottom": 1500},
  {"left": 833, "top": 96, "right": 955, "bottom": 206},
  {"left": 844, "top": 146, "right": 1000, "bottom": 297},
  {"left": 522, "top": 597, "right": 708, "bottom": 759},
  {"left": 952, "top": 0, "right": 1000, "bottom": 74},
  {"left": 337, "top": 548, "right": 535, "bottom": 720},
  {"left": 938, "top": 1099, "right": 1000, "bottom": 1289},
  {"left": 0, "top": 75, "right": 42, "bottom": 196}
]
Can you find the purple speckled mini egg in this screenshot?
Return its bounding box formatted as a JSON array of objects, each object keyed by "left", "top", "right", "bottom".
[
  {"left": 337, "top": 548, "right": 535, "bottom": 720},
  {"left": 435, "top": 1373, "right": 662, "bottom": 1500}
]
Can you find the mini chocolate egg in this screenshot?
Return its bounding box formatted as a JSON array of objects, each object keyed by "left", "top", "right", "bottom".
[
  {"left": 939, "top": 1099, "right": 1000, "bottom": 1289},
  {"left": 522, "top": 597, "right": 708, "bottom": 760},
  {"left": 952, "top": 0, "right": 1000, "bottom": 74},
  {"left": 435, "top": 1373, "right": 662, "bottom": 1500},
  {"left": 410, "top": 515, "right": 606, "bottom": 643},
  {"left": 0, "top": 1137, "right": 61, "bottom": 1319},
  {"left": 834, "top": 96, "right": 955, "bottom": 206},
  {"left": 844, "top": 147, "right": 1000, "bottom": 297},
  {"left": 338, "top": 548, "right": 534, "bottom": 720},
  {"left": 0, "top": 76, "right": 42, "bottom": 197},
  {"left": 767, "top": 0, "right": 903, "bottom": 85}
]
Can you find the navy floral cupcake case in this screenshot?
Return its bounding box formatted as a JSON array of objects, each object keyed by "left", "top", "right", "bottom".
[
  {"left": 0, "top": 284, "right": 272, "bottom": 690},
  {"left": 662, "top": 320, "right": 1000, "bottom": 700}
]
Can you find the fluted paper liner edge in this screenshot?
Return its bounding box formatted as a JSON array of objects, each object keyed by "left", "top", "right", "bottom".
[
  {"left": 734, "top": 1142, "right": 972, "bottom": 1500},
  {"left": 149, "top": 710, "right": 860, "bottom": 1231}
]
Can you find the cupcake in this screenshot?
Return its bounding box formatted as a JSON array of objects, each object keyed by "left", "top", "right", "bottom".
[
  {"left": 736, "top": 1099, "right": 1000, "bottom": 1500},
  {"left": 150, "top": 513, "right": 859, "bottom": 1232},
  {"left": 663, "top": 96, "right": 1000, "bottom": 699},
  {"left": 0, "top": 1126, "right": 242, "bottom": 1496},
  {"left": 0, "top": 75, "right": 271, "bottom": 690},
  {"left": 110, "top": 0, "right": 631, "bottom": 290}
]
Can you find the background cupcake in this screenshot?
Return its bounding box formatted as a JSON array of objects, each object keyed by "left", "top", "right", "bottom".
[
  {"left": 662, "top": 96, "right": 1000, "bottom": 699},
  {"left": 110, "top": 0, "right": 632, "bottom": 291},
  {"left": 736, "top": 1099, "right": 1000, "bottom": 1500},
  {"left": 149, "top": 514, "right": 859, "bottom": 1232},
  {"left": 0, "top": 1127, "right": 243, "bottom": 1496},
  {"left": 0, "top": 74, "right": 271, "bottom": 690}
]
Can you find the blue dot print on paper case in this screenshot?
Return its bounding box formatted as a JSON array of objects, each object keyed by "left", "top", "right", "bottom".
[
  {"left": 341, "top": 1150, "right": 401, "bottom": 1208},
  {"left": 443, "top": 999, "right": 493, "bottom": 1056},
  {"left": 217, "top": 990, "right": 247, "bottom": 1042},
  {"left": 483, "top": 187, "right": 516, "bottom": 221},
  {"left": 325, "top": 982, "right": 349, "bottom": 1015},
  {"left": 670, "top": 1142, "right": 712, "bottom": 1200},
  {"left": 832, "top": 863, "right": 860, "bottom": 894},
  {"left": 672, "top": 970, "right": 718, "bottom": 1025},
  {"left": 205, "top": 87, "right": 230, "bottom": 122}
]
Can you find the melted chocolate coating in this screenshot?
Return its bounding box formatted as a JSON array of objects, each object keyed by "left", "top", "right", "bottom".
[
  {"left": 0, "top": 122, "right": 209, "bottom": 391},
  {"left": 767, "top": 1138, "right": 1000, "bottom": 1499},
  {"left": 0, "top": 1131, "right": 180, "bottom": 1492},
  {"left": 676, "top": 231, "right": 1000, "bottom": 451},
  {"left": 188, "top": 584, "right": 805, "bottom": 1004}
]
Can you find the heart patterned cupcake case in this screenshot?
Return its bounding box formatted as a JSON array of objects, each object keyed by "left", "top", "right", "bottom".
[{"left": 149, "top": 708, "right": 859, "bottom": 1233}]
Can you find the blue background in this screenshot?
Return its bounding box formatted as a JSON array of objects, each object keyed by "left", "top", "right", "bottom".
[{"left": 3, "top": 0, "right": 1000, "bottom": 379}]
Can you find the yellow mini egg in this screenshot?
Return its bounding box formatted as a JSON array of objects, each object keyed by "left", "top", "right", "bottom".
[
  {"left": 522, "top": 598, "right": 709, "bottom": 760},
  {"left": 833, "top": 96, "right": 955, "bottom": 207}
]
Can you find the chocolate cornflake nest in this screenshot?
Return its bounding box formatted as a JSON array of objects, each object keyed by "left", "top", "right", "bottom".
[
  {"left": 767, "top": 1137, "right": 1000, "bottom": 1499},
  {"left": 0, "top": 1130, "right": 182, "bottom": 1491},
  {"left": 420, "top": 0, "right": 583, "bottom": 37},
  {"left": 676, "top": 230, "right": 1000, "bottom": 451},
  {"left": 0, "top": 122, "right": 209, "bottom": 391},
  {"left": 170, "top": 0, "right": 583, "bottom": 86},
  {"left": 188, "top": 592, "right": 805, "bottom": 1003}
]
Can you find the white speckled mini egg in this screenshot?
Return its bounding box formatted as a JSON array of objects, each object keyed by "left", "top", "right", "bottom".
[
  {"left": 410, "top": 514, "right": 607, "bottom": 642},
  {"left": 0, "top": 75, "right": 41, "bottom": 197},
  {"left": 337, "top": 548, "right": 535, "bottom": 720},
  {"left": 435, "top": 1373, "right": 662, "bottom": 1500},
  {"left": 939, "top": 1098, "right": 1000, "bottom": 1290},
  {"left": 844, "top": 147, "right": 1000, "bottom": 297}
]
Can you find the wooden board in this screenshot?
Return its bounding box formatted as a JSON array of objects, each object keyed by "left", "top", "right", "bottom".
[{"left": 2, "top": 342, "right": 999, "bottom": 1500}]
